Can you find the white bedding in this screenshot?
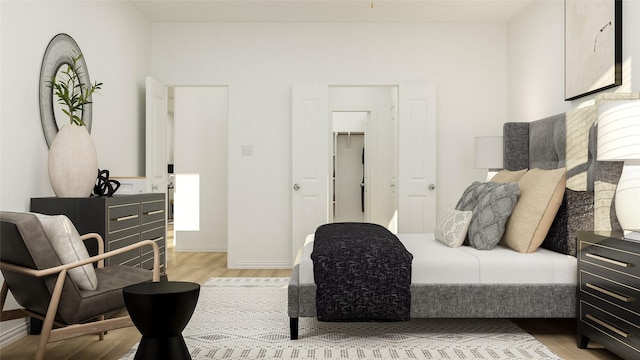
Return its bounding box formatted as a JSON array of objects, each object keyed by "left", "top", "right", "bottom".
[{"left": 297, "top": 233, "right": 577, "bottom": 285}]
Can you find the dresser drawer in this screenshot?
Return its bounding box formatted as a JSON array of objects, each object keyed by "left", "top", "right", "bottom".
[
  {"left": 107, "top": 203, "right": 140, "bottom": 234},
  {"left": 141, "top": 257, "right": 164, "bottom": 273},
  {"left": 140, "top": 226, "right": 165, "bottom": 261},
  {"left": 580, "top": 240, "right": 640, "bottom": 279},
  {"left": 112, "top": 255, "right": 141, "bottom": 268},
  {"left": 141, "top": 199, "right": 165, "bottom": 225},
  {"left": 579, "top": 300, "right": 640, "bottom": 354},
  {"left": 107, "top": 232, "right": 140, "bottom": 266},
  {"left": 580, "top": 270, "right": 640, "bottom": 314}
]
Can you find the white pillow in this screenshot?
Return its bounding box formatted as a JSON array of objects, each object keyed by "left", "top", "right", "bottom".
[
  {"left": 35, "top": 214, "right": 98, "bottom": 290},
  {"left": 434, "top": 209, "right": 473, "bottom": 248}
]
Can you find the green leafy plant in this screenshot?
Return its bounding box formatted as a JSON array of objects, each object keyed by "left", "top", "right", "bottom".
[{"left": 48, "top": 52, "right": 102, "bottom": 126}]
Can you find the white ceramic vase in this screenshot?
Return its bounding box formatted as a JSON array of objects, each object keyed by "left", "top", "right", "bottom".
[{"left": 48, "top": 124, "right": 98, "bottom": 197}]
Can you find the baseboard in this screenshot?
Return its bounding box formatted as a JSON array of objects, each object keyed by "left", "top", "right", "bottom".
[
  {"left": 0, "top": 319, "right": 28, "bottom": 348},
  {"left": 229, "top": 260, "right": 291, "bottom": 269},
  {"left": 174, "top": 248, "right": 226, "bottom": 253}
]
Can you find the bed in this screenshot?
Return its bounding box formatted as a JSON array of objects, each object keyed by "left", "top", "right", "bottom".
[{"left": 287, "top": 94, "right": 636, "bottom": 340}]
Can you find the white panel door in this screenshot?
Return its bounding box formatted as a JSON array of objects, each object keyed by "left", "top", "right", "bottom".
[
  {"left": 292, "top": 85, "right": 329, "bottom": 262},
  {"left": 398, "top": 85, "right": 437, "bottom": 233},
  {"left": 174, "top": 87, "right": 228, "bottom": 251},
  {"left": 145, "top": 77, "right": 168, "bottom": 194}
]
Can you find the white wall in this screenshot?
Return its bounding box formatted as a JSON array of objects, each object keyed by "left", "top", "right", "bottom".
[
  {"left": 508, "top": 0, "right": 640, "bottom": 121},
  {"left": 0, "top": 0, "right": 151, "bottom": 345},
  {"left": 151, "top": 22, "right": 508, "bottom": 268}
]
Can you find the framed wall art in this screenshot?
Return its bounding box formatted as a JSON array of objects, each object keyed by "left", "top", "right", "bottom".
[{"left": 565, "top": 0, "right": 622, "bottom": 101}]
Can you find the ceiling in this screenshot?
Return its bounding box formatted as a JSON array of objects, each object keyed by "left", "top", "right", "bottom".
[{"left": 130, "top": 0, "right": 536, "bottom": 23}]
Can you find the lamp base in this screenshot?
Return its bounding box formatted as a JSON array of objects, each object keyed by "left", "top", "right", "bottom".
[
  {"left": 623, "top": 230, "right": 640, "bottom": 241},
  {"left": 615, "top": 160, "right": 640, "bottom": 232}
]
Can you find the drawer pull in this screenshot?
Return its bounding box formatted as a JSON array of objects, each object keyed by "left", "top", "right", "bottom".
[
  {"left": 586, "top": 283, "right": 634, "bottom": 303},
  {"left": 586, "top": 314, "right": 632, "bottom": 338},
  {"left": 145, "top": 210, "right": 164, "bottom": 216},
  {"left": 586, "top": 253, "right": 631, "bottom": 268},
  {"left": 114, "top": 214, "right": 139, "bottom": 222},
  {"left": 145, "top": 236, "right": 165, "bottom": 242}
]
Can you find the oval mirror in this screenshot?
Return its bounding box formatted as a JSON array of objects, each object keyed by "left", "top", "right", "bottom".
[{"left": 39, "top": 33, "right": 93, "bottom": 148}]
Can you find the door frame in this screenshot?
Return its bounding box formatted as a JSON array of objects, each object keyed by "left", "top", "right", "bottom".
[{"left": 292, "top": 83, "right": 436, "bottom": 264}]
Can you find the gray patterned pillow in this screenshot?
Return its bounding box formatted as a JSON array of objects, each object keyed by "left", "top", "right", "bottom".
[
  {"left": 434, "top": 209, "right": 473, "bottom": 248},
  {"left": 468, "top": 182, "right": 520, "bottom": 250},
  {"left": 456, "top": 181, "right": 498, "bottom": 211}
]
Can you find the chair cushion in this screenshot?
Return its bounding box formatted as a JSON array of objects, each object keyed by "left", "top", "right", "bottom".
[
  {"left": 67, "top": 266, "right": 157, "bottom": 324},
  {"left": 35, "top": 214, "right": 98, "bottom": 290}
]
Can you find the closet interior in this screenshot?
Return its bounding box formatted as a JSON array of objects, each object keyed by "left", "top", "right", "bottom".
[{"left": 332, "top": 112, "right": 367, "bottom": 223}]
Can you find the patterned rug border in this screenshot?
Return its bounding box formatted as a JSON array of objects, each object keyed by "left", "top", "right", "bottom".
[
  {"left": 121, "top": 277, "right": 563, "bottom": 360},
  {"left": 203, "top": 276, "right": 290, "bottom": 287}
]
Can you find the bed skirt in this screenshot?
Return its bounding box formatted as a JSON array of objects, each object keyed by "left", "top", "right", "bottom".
[{"left": 288, "top": 264, "right": 576, "bottom": 339}]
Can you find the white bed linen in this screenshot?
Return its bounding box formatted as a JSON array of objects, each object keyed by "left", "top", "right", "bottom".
[{"left": 298, "top": 233, "right": 576, "bottom": 285}]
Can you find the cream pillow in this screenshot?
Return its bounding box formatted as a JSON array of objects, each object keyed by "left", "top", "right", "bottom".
[
  {"left": 434, "top": 209, "right": 473, "bottom": 248},
  {"left": 490, "top": 169, "right": 528, "bottom": 183},
  {"left": 500, "top": 168, "right": 566, "bottom": 253},
  {"left": 35, "top": 214, "right": 98, "bottom": 290}
]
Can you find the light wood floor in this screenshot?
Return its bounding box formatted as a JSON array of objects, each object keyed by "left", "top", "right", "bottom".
[{"left": 0, "top": 230, "right": 622, "bottom": 360}]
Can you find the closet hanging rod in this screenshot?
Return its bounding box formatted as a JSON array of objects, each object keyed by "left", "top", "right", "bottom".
[{"left": 334, "top": 131, "right": 364, "bottom": 135}]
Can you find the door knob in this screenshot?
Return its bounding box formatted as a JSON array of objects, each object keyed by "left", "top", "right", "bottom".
[
  {"left": 293, "top": 184, "right": 300, "bottom": 191},
  {"left": 428, "top": 184, "right": 436, "bottom": 191}
]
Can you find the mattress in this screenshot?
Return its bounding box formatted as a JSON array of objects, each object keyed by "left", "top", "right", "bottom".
[{"left": 298, "top": 233, "right": 577, "bottom": 285}]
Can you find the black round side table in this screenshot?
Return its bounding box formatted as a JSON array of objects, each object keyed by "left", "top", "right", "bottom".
[{"left": 123, "top": 281, "right": 200, "bottom": 360}]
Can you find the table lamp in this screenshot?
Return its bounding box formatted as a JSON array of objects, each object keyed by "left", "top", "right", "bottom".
[
  {"left": 597, "top": 100, "right": 640, "bottom": 236},
  {"left": 475, "top": 136, "right": 503, "bottom": 181}
]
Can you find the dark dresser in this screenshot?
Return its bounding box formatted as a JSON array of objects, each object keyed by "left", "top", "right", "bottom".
[
  {"left": 30, "top": 194, "right": 166, "bottom": 273},
  {"left": 577, "top": 231, "right": 640, "bottom": 359}
]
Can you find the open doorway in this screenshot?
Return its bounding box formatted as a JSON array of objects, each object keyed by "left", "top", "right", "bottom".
[
  {"left": 332, "top": 111, "right": 367, "bottom": 223},
  {"left": 292, "top": 84, "right": 435, "bottom": 261},
  {"left": 329, "top": 86, "right": 398, "bottom": 232}
]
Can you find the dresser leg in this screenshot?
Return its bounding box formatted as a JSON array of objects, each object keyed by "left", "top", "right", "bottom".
[{"left": 577, "top": 333, "right": 589, "bottom": 349}]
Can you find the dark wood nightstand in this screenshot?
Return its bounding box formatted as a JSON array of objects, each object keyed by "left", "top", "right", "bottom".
[{"left": 577, "top": 231, "right": 640, "bottom": 359}]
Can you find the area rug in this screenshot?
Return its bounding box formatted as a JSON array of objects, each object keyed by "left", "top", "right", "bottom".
[{"left": 121, "top": 277, "right": 562, "bottom": 360}]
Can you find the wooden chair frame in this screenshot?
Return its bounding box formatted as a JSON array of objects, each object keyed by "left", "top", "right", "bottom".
[{"left": 0, "top": 232, "right": 161, "bottom": 360}]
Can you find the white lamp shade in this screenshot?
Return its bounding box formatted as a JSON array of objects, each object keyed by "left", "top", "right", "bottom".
[
  {"left": 475, "top": 136, "right": 503, "bottom": 169},
  {"left": 597, "top": 100, "right": 640, "bottom": 232},
  {"left": 597, "top": 101, "right": 640, "bottom": 161}
]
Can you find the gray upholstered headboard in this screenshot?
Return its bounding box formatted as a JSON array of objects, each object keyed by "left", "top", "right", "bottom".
[{"left": 501, "top": 93, "right": 640, "bottom": 233}]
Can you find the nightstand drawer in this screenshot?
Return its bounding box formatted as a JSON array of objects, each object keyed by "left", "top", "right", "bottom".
[
  {"left": 580, "top": 240, "right": 640, "bottom": 279},
  {"left": 580, "top": 270, "right": 640, "bottom": 314},
  {"left": 579, "top": 300, "right": 640, "bottom": 354},
  {"left": 108, "top": 203, "right": 140, "bottom": 234}
]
